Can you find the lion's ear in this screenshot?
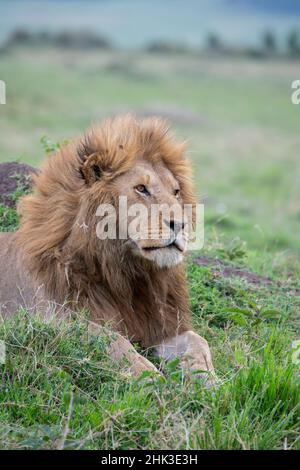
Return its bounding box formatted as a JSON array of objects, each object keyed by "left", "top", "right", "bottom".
[{"left": 81, "top": 153, "right": 103, "bottom": 185}]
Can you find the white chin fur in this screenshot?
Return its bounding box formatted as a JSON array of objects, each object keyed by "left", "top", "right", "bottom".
[{"left": 143, "top": 248, "right": 184, "bottom": 268}]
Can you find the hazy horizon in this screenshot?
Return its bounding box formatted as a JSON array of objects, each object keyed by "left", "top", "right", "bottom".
[{"left": 0, "top": 0, "right": 299, "bottom": 49}]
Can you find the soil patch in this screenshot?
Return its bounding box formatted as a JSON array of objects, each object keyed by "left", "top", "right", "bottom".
[
  {"left": 195, "top": 256, "right": 273, "bottom": 286},
  {"left": 0, "top": 162, "right": 37, "bottom": 208}
]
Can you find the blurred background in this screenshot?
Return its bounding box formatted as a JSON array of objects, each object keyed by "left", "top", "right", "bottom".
[{"left": 0, "top": 0, "right": 300, "bottom": 260}]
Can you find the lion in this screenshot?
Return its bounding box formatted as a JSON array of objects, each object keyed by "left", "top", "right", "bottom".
[{"left": 0, "top": 115, "right": 214, "bottom": 380}]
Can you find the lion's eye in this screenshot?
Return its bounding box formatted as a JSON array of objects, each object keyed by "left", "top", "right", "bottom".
[
  {"left": 135, "top": 184, "right": 150, "bottom": 196},
  {"left": 174, "top": 189, "right": 180, "bottom": 198}
]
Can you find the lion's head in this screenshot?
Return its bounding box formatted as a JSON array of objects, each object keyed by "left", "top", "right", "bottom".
[{"left": 17, "top": 115, "right": 195, "bottom": 299}]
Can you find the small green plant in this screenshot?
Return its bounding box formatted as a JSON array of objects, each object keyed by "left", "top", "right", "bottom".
[
  {"left": 217, "top": 237, "right": 248, "bottom": 261},
  {"left": 226, "top": 302, "right": 281, "bottom": 328},
  {"left": 40, "top": 136, "right": 69, "bottom": 155},
  {"left": 10, "top": 173, "right": 32, "bottom": 203}
]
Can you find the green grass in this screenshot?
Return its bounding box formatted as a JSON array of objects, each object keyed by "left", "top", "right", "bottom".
[
  {"left": 0, "top": 47, "right": 299, "bottom": 449},
  {"left": 0, "top": 204, "right": 19, "bottom": 231},
  {"left": 0, "top": 312, "right": 299, "bottom": 450}
]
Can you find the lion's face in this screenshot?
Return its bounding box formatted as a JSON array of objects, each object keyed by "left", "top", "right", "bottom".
[
  {"left": 114, "top": 159, "right": 189, "bottom": 268},
  {"left": 82, "top": 158, "right": 190, "bottom": 269}
]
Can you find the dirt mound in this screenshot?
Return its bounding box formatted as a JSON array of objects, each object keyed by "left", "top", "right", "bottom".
[
  {"left": 0, "top": 162, "right": 37, "bottom": 208},
  {"left": 195, "top": 256, "right": 273, "bottom": 286}
]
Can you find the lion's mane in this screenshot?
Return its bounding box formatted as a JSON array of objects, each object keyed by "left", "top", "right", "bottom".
[{"left": 16, "top": 115, "right": 195, "bottom": 347}]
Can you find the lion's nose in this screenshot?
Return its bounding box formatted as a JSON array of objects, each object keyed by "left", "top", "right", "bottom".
[{"left": 165, "top": 219, "right": 186, "bottom": 235}]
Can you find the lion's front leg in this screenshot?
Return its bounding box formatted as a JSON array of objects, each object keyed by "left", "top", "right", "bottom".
[
  {"left": 155, "top": 330, "right": 215, "bottom": 383},
  {"left": 107, "top": 332, "right": 160, "bottom": 377},
  {"left": 88, "top": 321, "right": 159, "bottom": 377}
]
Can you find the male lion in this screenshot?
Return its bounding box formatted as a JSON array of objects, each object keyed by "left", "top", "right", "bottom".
[{"left": 0, "top": 115, "right": 214, "bottom": 379}]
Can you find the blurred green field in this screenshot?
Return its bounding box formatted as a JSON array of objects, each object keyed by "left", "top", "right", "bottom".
[{"left": 1, "top": 48, "right": 300, "bottom": 260}]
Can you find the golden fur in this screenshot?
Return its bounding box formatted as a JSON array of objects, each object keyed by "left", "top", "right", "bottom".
[{"left": 3, "top": 115, "right": 196, "bottom": 349}]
